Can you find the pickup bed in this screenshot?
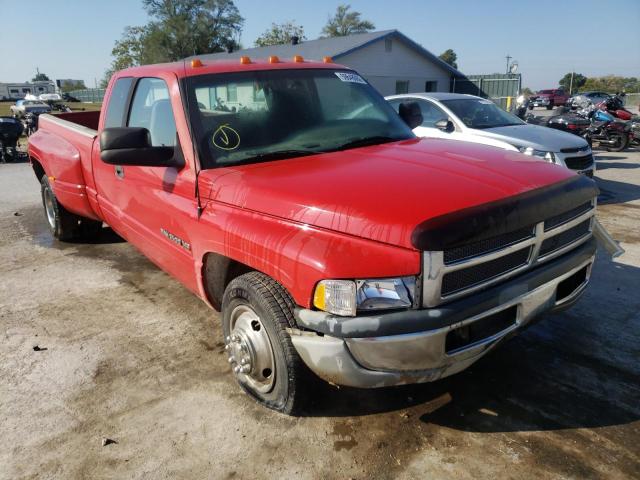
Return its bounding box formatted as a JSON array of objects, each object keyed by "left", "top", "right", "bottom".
[{"left": 28, "top": 58, "right": 599, "bottom": 414}]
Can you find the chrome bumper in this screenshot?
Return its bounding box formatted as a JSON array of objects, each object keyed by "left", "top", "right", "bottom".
[{"left": 290, "top": 254, "right": 594, "bottom": 389}]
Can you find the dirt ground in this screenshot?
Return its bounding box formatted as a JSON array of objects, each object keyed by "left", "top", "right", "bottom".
[{"left": 1, "top": 147, "right": 639, "bottom": 479}]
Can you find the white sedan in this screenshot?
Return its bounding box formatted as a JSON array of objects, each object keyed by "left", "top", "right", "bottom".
[{"left": 386, "top": 92, "right": 594, "bottom": 176}]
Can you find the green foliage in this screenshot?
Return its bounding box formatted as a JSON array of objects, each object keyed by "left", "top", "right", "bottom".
[
  {"left": 321, "top": 4, "right": 375, "bottom": 37},
  {"left": 32, "top": 72, "right": 50, "bottom": 82},
  {"left": 521, "top": 87, "right": 533, "bottom": 96},
  {"left": 581, "top": 75, "right": 640, "bottom": 93},
  {"left": 438, "top": 49, "right": 458, "bottom": 69},
  {"left": 102, "top": 0, "right": 244, "bottom": 86},
  {"left": 255, "top": 21, "right": 306, "bottom": 47},
  {"left": 558, "top": 72, "right": 586, "bottom": 93},
  {"left": 60, "top": 81, "right": 87, "bottom": 93}
]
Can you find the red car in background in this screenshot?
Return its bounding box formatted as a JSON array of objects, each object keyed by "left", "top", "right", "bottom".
[{"left": 530, "top": 89, "right": 570, "bottom": 110}]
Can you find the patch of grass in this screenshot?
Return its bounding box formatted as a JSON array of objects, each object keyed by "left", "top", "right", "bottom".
[{"left": 0, "top": 101, "right": 101, "bottom": 117}]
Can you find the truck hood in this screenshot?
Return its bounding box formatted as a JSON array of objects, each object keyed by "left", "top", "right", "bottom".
[
  {"left": 474, "top": 124, "right": 588, "bottom": 152},
  {"left": 199, "top": 138, "right": 576, "bottom": 250}
]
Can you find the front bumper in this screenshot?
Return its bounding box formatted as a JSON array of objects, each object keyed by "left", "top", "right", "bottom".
[
  {"left": 290, "top": 238, "right": 596, "bottom": 388},
  {"left": 555, "top": 150, "right": 596, "bottom": 176}
]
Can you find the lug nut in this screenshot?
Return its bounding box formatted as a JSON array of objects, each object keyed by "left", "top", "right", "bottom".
[
  {"left": 224, "top": 344, "right": 230, "bottom": 351},
  {"left": 240, "top": 358, "right": 247, "bottom": 365},
  {"left": 241, "top": 365, "right": 251, "bottom": 374},
  {"left": 227, "top": 356, "right": 235, "bottom": 364},
  {"left": 225, "top": 336, "right": 230, "bottom": 343},
  {"left": 233, "top": 366, "right": 241, "bottom": 373}
]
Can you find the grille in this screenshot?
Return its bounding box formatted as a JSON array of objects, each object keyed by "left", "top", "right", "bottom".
[
  {"left": 445, "top": 306, "right": 518, "bottom": 353},
  {"left": 561, "top": 145, "right": 590, "bottom": 154},
  {"left": 443, "top": 226, "right": 534, "bottom": 264},
  {"left": 539, "top": 220, "right": 591, "bottom": 257},
  {"left": 564, "top": 154, "right": 594, "bottom": 170},
  {"left": 544, "top": 202, "right": 592, "bottom": 231},
  {"left": 442, "top": 248, "right": 531, "bottom": 296}
]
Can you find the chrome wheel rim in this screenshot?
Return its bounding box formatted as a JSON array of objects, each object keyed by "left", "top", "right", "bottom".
[
  {"left": 226, "top": 305, "right": 276, "bottom": 393},
  {"left": 43, "top": 186, "right": 56, "bottom": 229}
]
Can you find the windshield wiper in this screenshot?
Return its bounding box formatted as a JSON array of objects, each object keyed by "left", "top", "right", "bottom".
[
  {"left": 234, "top": 149, "right": 319, "bottom": 164},
  {"left": 326, "top": 135, "right": 402, "bottom": 152}
]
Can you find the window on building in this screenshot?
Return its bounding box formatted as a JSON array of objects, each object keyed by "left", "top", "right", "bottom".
[
  {"left": 385, "top": 38, "right": 392, "bottom": 52},
  {"left": 425, "top": 81, "right": 438, "bottom": 92},
  {"left": 22, "top": 88, "right": 31, "bottom": 93},
  {"left": 10, "top": 89, "right": 18, "bottom": 94},
  {"left": 395, "top": 80, "right": 409, "bottom": 94}
]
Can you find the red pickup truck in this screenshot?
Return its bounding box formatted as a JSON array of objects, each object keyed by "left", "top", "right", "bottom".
[
  {"left": 530, "top": 89, "right": 569, "bottom": 110},
  {"left": 28, "top": 57, "right": 598, "bottom": 414}
]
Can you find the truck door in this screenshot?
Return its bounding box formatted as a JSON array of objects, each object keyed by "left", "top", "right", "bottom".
[{"left": 93, "top": 75, "right": 199, "bottom": 292}]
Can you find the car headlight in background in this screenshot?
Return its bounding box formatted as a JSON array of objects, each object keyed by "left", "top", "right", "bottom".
[
  {"left": 313, "top": 277, "right": 416, "bottom": 317},
  {"left": 518, "top": 147, "right": 555, "bottom": 163}
]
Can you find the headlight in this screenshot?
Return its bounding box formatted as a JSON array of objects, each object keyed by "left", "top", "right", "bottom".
[
  {"left": 313, "top": 277, "right": 416, "bottom": 316},
  {"left": 518, "top": 147, "right": 555, "bottom": 163}
]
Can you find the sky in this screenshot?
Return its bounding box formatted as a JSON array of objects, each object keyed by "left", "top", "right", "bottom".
[{"left": 0, "top": 0, "right": 638, "bottom": 90}]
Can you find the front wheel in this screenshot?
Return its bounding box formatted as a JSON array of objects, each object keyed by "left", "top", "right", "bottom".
[
  {"left": 221, "top": 272, "right": 309, "bottom": 415},
  {"left": 606, "top": 132, "right": 629, "bottom": 152}
]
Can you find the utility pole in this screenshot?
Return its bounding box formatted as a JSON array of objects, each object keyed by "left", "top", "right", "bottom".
[
  {"left": 569, "top": 71, "right": 574, "bottom": 95},
  {"left": 505, "top": 54, "right": 512, "bottom": 74}
]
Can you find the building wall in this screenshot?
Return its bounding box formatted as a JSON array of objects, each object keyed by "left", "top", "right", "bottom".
[{"left": 337, "top": 37, "right": 452, "bottom": 96}]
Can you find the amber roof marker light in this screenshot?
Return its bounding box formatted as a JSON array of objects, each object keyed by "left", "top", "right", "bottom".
[
  {"left": 240, "top": 56, "right": 251, "bottom": 64},
  {"left": 191, "top": 59, "right": 203, "bottom": 68},
  {"left": 323, "top": 56, "right": 333, "bottom": 63},
  {"left": 269, "top": 55, "right": 280, "bottom": 63},
  {"left": 293, "top": 55, "right": 304, "bottom": 63}
]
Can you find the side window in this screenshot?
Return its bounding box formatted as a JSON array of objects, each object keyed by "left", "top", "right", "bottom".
[
  {"left": 417, "top": 100, "right": 448, "bottom": 128},
  {"left": 128, "top": 78, "right": 176, "bottom": 147},
  {"left": 104, "top": 77, "right": 133, "bottom": 128},
  {"left": 388, "top": 99, "right": 402, "bottom": 114}
]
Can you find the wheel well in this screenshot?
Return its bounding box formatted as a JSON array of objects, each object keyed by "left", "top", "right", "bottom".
[
  {"left": 202, "top": 253, "right": 254, "bottom": 311},
  {"left": 31, "top": 157, "right": 46, "bottom": 181}
]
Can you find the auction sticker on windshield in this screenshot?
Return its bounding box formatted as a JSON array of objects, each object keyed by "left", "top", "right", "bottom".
[{"left": 335, "top": 72, "right": 367, "bottom": 84}]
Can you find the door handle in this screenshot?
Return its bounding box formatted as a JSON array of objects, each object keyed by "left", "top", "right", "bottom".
[{"left": 114, "top": 165, "right": 124, "bottom": 179}]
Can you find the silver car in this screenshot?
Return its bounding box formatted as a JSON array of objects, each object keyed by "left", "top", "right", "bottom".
[
  {"left": 10, "top": 100, "right": 51, "bottom": 118},
  {"left": 386, "top": 92, "right": 595, "bottom": 176},
  {"left": 567, "top": 91, "right": 611, "bottom": 110}
]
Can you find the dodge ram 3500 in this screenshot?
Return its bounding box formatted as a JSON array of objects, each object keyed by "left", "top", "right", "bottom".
[{"left": 28, "top": 57, "right": 599, "bottom": 414}]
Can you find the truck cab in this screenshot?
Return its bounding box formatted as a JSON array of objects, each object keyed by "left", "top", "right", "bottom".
[{"left": 28, "top": 57, "right": 599, "bottom": 414}]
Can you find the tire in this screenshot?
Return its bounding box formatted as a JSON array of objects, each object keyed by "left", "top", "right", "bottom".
[
  {"left": 606, "top": 132, "right": 629, "bottom": 152},
  {"left": 40, "top": 176, "right": 102, "bottom": 241},
  {"left": 221, "top": 272, "right": 308, "bottom": 415},
  {"left": 528, "top": 105, "right": 534, "bottom": 110}
]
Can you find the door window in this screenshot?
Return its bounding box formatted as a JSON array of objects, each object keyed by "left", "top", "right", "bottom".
[
  {"left": 104, "top": 77, "right": 133, "bottom": 128},
  {"left": 128, "top": 78, "right": 176, "bottom": 147}
]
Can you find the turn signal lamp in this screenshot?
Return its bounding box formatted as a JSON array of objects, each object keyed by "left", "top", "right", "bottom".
[
  {"left": 269, "top": 55, "right": 280, "bottom": 63},
  {"left": 293, "top": 55, "right": 304, "bottom": 63},
  {"left": 240, "top": 56, "right": 251, "bottom": 64},
  {"left": 313, "top": 280, "right": 357, "bottom": 317},
  {"left": 323, "top": 56, "right": 333, "bottom": 63},
  {"left": 191, "top": 59, "right": 203, "bottom": 68}
]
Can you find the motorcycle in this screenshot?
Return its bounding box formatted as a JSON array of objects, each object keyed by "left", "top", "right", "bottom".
[
  {"left": 580, "top": 108, "right": 631, "bottom": 152},
  {"left": 0, "top": 116, "right": 24, "bottom": 163},
  {"left": 22, "top": 112, "right": 40, "bottom": 137},
  {"left": 597, "top": 93, "right": 636, "bottom": 121}
]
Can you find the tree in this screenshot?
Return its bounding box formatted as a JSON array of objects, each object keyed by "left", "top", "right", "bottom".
[
  {"left": 521, "top": 87, "right": 533, "bottom": 96},
  {"left": 32, "top": 71, "right": 50, "bottom": 82},
  {"left": 321, "top": 4, "right": 375, "bottom": 37},
  {"left": 438, "top": 49, "right": 458, "bottom": 69},
  {"left": 102, "top": 0, "right": 244, "bottom": 86},
  {"left": 255, "top": 21, "right": 306, "bottom": 47},
  {"left": 558, "top": 72, "right": 586, "bottom": 94},
  {"left": 581, "top": 75, "right": 640, "bottom": 93}
]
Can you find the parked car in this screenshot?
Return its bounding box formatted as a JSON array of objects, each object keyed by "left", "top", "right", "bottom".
[
  {"left": 567, "top": 91, "right": 612, "bottom": 110},
  {"left": 386, "top": 93, "right": 595, "bottom": 176},
  {"left": 10, "top": 99, "right": 51, "bottom": 118},
  {"left": 28, "top": 58, "right": 600, "bottom": 414},
  {"left": 529, "top": 89, "right": 569, "bottom": 110}
]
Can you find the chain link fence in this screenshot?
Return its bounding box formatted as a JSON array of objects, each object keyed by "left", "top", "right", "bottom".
[{"left": 67, "top": 88, "right": 105, "bottom": 103}]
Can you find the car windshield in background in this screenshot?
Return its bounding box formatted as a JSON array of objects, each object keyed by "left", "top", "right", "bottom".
[
  {"left": 441, "top": 98, "right": 525, "bottom": 129},
  {"left": 185, "top": 69, "right": 414, "bottom": 168}
]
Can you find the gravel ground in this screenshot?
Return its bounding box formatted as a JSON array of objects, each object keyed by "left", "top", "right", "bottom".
[{"left": 1, "top": 146, "right": 639, "bottom": 479}]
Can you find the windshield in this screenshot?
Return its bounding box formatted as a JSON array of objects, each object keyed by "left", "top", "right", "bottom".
[
  {"left": 441, "top": 98, "right": 525, "bottom": 129},
  {"left": 185, "top": 69, "right": 414, "bottom": 168},
  {"left": 538, "top": 90, "right": 554, "bottom": 94}
]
